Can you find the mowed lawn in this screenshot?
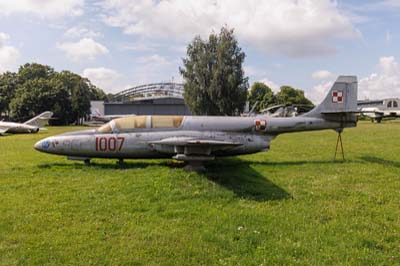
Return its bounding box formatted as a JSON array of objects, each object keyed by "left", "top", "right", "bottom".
[{"left": 0, "top": 121, "right": 400, "bottom": 265}]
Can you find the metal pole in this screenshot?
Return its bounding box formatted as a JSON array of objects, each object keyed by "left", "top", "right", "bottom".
[{"left": 334, "top": 132, "right": 345, "bottom": 161}]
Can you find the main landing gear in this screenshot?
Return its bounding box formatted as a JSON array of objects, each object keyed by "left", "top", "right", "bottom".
[{"left": 173, "top": 154, "right": 213, "bottom": 172}]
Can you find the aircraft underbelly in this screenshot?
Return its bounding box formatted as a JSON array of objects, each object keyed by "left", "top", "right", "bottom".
[
  {"left": 38, "top": 131, "right": 271, "bottom": 159},
  {"left": 7, "top": 127, "right": 30, "bottom": 134}
]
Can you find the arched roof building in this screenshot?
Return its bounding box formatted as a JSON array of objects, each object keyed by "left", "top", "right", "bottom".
[{"left": 102, "top": 83, "right": 190, "bottom": 116}]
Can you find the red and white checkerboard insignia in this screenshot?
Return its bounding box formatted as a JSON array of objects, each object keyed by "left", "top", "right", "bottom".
[
  {"left": 255, "top": 119, "right": 267, "bottom": 131},
  {"left": 332, "top": 90, "right": 344, "bottom": 103}
]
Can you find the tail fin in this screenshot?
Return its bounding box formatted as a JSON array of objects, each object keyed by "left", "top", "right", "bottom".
[
  {"left": 24, "top": 111, "right": 53, "bottom": 127},
  {"left": 305, "top": 76, "right": 358, "bottom": 118},
  {"left": 92, "top": 108, "right": 101, "bottom": 117}
]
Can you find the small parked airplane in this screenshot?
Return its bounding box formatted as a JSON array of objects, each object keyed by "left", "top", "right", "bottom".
[
  {"left": 0, "top": 111, "right": 53, "bottom": 135},
  {"left": 91, "top": 109, "right": 135, "bottom": 123},
  {"left": 34, "top": 76, "right": 358, "bottom": 170},
  {"left": 261, "top": 104, "right": 314, "bottom": 117},
  {"left": 358, "top": 98, "right": 400, "bottom": 123}
]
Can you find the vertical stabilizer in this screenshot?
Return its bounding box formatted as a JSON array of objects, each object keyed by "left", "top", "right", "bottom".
[
  {"left": 24, "top": 111, "right": 53, "bottom": 127},
  {"left": 305, "top": 76, "right": 358, "bottom": 118}
]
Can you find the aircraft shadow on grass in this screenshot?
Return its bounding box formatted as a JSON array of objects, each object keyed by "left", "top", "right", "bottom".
[
  {"left": 38, "top": 157, "right": 364, "bottom": 202},
  {"left": 360, "top": 156, "right": 400, "bottom": 168},
  {"left": 37, "top": 156, "right": 399, "bottom": 202},
  {"left": 38, "top": 158, "right": 292, "bottom": 202},
  {"left": 203, "top": 158, "right": 292, "bottom": 202}
]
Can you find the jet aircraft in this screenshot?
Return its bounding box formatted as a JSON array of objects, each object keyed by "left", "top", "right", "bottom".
[
  {"left": 0, "top": 111, "right": 53, "bottom": 135},
  {"left": 261, "top": 104, "right": 314, "bottom": 117},
  {"left": 358, "top": 98, "right": 400, "bottom": 123},
  {"left": 34, "top": 76, "right": 358, "bottom": 169},
  {"left": 91, "top": 109, "right": 135, "bottom": 123}
]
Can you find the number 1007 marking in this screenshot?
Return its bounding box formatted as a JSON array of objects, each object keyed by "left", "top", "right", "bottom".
[{"left": 95, "top": 137, "right": 125, "bottom": 151}]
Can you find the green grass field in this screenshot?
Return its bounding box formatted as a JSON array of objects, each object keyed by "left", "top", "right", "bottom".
[{"left": 1, "top": 121, "right": 400, "bottom": 265}]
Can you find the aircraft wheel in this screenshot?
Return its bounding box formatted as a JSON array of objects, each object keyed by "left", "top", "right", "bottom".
[{"left": 84, "top": 159, "right": 91, "bottom": 166}]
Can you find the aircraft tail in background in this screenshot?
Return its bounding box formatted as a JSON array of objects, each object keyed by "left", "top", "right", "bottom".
[{"left": 24, "top": 111, "right": 53, "bottom": 127}]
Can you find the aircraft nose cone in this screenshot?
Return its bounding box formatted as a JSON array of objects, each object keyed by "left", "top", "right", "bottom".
[{"left": 34, "top": 138, "right": 51, "bottom": 152}]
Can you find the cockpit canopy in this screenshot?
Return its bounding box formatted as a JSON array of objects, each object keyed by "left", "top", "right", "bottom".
[{"left": 97, "top": 115, "right": 184, "bottom": 133}]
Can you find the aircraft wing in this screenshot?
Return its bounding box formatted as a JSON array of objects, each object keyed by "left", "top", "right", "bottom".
[
  {"left": 150, "top": 137, "right": 242, "bottom": 159},
  {"left": 151, "top": 137, "right": 242, "bottom": 146}
]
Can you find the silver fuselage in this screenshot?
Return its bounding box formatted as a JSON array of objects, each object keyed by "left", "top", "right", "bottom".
[
  {"left": 0, "top": 121, "right": 39, "bottom": 134},
  {"left": 34, "top": 116, "right": 352, "bottom": 159}
]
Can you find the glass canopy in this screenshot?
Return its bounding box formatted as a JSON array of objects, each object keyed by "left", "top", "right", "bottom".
[{"left": 97, "top": 115, "right": 184, "bottom": 133}]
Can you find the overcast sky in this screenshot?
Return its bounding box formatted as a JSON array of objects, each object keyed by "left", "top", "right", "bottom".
[{"left": 0, "top": 0, "right": 399, "bottom": 103}]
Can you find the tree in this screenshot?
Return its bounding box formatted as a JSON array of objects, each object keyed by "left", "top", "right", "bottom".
[
  {"left": 17, "top": 63, "right": 55, "bottom": 84},
  {"left": 248, "top": 82, "right": 275, "bottom": 112},
  {"left": 55, "top": 71, "right": 91, "bottom": 124},
  {"left": 10, "top": 78, "right": 58, "bottom": 122},
  {"left": 87, "top": 81, "right": 108, "bottom": 101},
  {"left": 0, "top": 72, "right": 18, "bottom": 116},
  {"left": 7, "top": 63, "right": 107, "bottom": 124},
  {"left": 180, "top": 27, "right": 248, "bottom": 115},
  {"left": 275, "top": 86, "right": 314, "bottom": 106}
]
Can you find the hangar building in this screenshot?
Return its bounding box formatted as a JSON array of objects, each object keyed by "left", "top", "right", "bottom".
[{"left": 92, "top": 83, "right": 191, "bottom": 116}]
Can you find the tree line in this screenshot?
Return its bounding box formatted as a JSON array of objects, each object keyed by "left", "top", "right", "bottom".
[
  {"left": 247, "top": 82, "right": 314, "bottom": 113},
  {"left": 0, "top": 63, "right": 106, "bottom": 125}
]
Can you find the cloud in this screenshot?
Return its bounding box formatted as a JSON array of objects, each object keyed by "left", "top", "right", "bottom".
[
  {"left": 64, "top": 27, "right": 103, "bottom": 39},
  {"left": 137, "top": 54, "right": 170, "bottom": 65},
  {"left": 244, "top": 65, "right": 263, "bottom": 78},
  {"left": 0, "top": 33, "right": 8, "bottom": 47},
  {"left": 359, "top": 56, "right": 400, "bottom": 99},
  {"left": 0, "top": 0, "right": 84, "bottom": 18},
  {"left": 308, "top": 81, "right": 334, "bottom": 104},
  {"left": 351, "top": 0, "right": 400, "bottom": 12},
  {"left": 308, "top": 56, "right": 400, "bottom": 103},
  {"left": 382, "top": 0, "right": 400, "bottom": 9},
  {"left": 83, "top": 67, "right": 120, "bottom": 91},
  {"left": 57, "top": 38, "right": 109, "bottom": 61},
  {"left": 260, "top": 78, "right": 280, "bottom": 93},
  {"left": 131, "top": 54, "right": 180, "bottom": 85},
  {"left": 119, "top": 42, "right": 159, "bottom": 52},
  {"left": 100, "top": 0, "right": 358, "bottom": 57},
  {"left": 386, "top": 30, "right": 393, "bottom": 43},
  {"left": 83, "top": 55, "right": 180, "bottom": 93},
  {"left": 312, "top": 70, "right": 335, "bottom": 80},
  {"left": 0, "top": 33, "right": 20, "bottom": 73}
]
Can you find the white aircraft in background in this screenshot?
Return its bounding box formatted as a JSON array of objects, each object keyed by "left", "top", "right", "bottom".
[
  {"left": 0, "top": 111, "right": 53, "bottom": 135},
  {"left": 359, "top": 98, "right": 400, "bottom": 123},
  {"left": 90, "top": 109, "right": 134, "bottom": 123}
]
